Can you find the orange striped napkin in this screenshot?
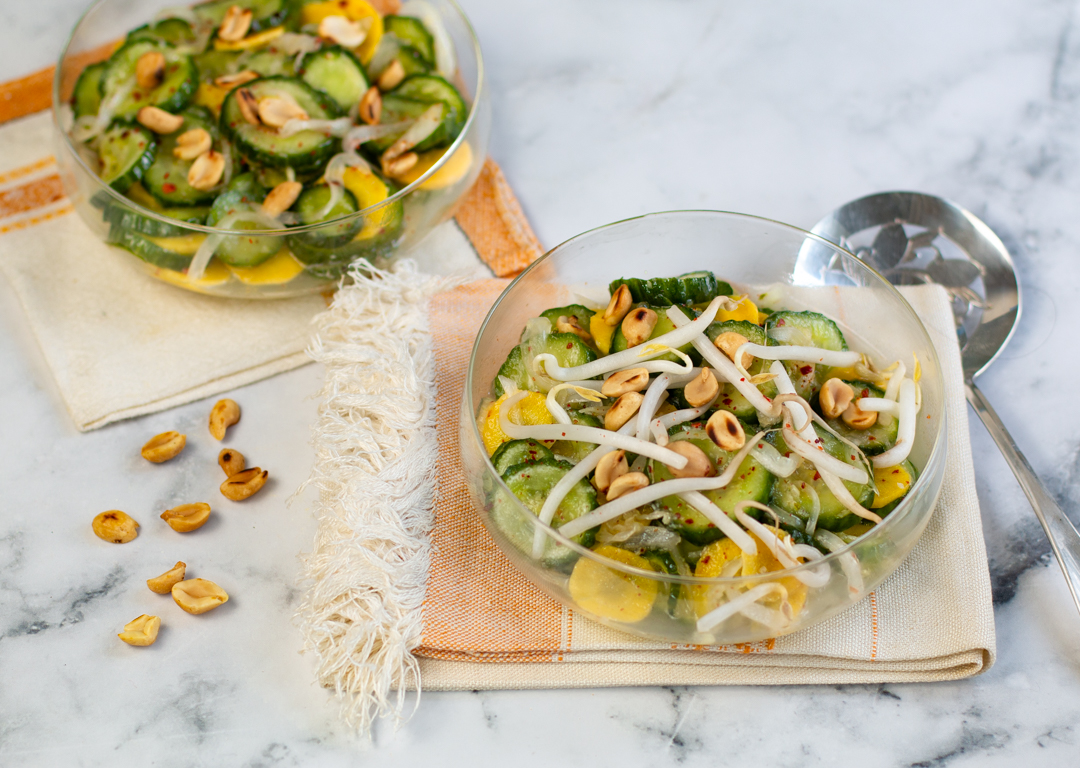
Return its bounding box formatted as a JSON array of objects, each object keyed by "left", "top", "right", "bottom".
[{"left": 0, "top": 66, "right": 538, "bottom": 430}]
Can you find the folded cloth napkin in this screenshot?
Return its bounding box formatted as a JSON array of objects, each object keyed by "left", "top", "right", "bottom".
[
  {"left": 0, "top": 67, "right": 540, "bottom": 430},
  {"left": 297, "top": 265, "right": 995, "bottom": 735}
]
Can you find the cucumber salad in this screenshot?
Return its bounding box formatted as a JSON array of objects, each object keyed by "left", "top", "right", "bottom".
[
  {"left": 69, "top": 0, "right": 471, "bottom": 284},
  {"left": 478, "top": 272, "right": 923, "bottom": 634}
]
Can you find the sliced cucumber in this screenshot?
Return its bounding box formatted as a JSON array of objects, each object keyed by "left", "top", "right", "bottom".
[
  {"left": 552, "top": 412, "right": 603, "bottom": 464},
  {"left": 193, "top": 0, "right": 287, "bottom": 32},
  {"left": 104, "top": 198, "right": 208, "bottom": 238},
  {"left": 142, "top": 106, "right": 219, "bottom": 205},
  {"left": 97, "top": 122, "right": 157, "bottom": 192},
  {"left": 703, "top": 319, "right": 773, "bottom": 420},
  {"left": 221, "top": 76, "right": 340, "bottom": 170},
  {"left": 491, "top": 459, "right": 598, "bottom": 569},
  {"left": 193, "top": 49, "right": 242, "bottom": 82},
  {"left": 127, "top": 18, "right": 198, "bottom": 46},
  {"left": 611, "top": 304, "right": 694, "bottom": 364},
  {"left": 609, "top": 272, "right": 732, "bottom": 306},
  {"left": 494, "top": 332, "right": 598, "bottom": 397},
  {"left": 821, "top": 381, "right": 899, "bottom": 455},
  {"left": 538, "top": 304, "right": 595, "bottom": 334},
  {"left": 246, "top": 49, "right": 296, "bottom": 78},
  {"left": 490, "top": 438, "right": 555, "bottom": 475},
  {"left": 769, "top": 426, "right": 874, "bottom": 532},
  {"left": 299, "top": 46, "right": 368, "bottom": 112},
  {"left": 384, "top": 16, "right": 436, "bottom": 66},
  {"left": 205, "top": 173, "right": 280, "bottom": 267},
  {"left": 363, "top": 94, "right": 430, "bottom": 153},
  {"left": 72, "top": 62, "right": 107, "bottom": 119},
  {"left": 106, "top": 226, "right": 192, "bottom": 271},
  {"left": 765, "top": 310, "right": 848, "bottom": 351},
  {"left": 648, "top": 427, "right": 773, "bottom": 545},
  {"left": 390, "top": 74, "right": 466, "bottom": 148},
  {"left": 291, "top": 184, "right": 361, "bottom": 247},
  {"left": 100, "top": 40, "right": 198, "bottom": 120}
]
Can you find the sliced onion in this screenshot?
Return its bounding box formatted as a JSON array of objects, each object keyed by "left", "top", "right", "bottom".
[
  {"left": 678, "top": 491, "right": 757, "bottom": 554},
  {"left": 872, "top": 378, "right": 917, "bottom": 468},
  {"left": 154, "top": 5, "right": 198, "bottom": 22},
  {"left": 749, "top": 438, "right": 797, "bottom": 478},
  {"left": 279, "top": 117, "right": 354, "bottom": 138},
  {"left": 537, "top": 297, "right": 724, "bottom": 381},
  {"left": 71, "top": 79, "right": 133, "bottom": 142},
  {"left": 276, "top": 32, "right": 321, "bottom": 55},
  {"left": 815, "top": 529, "right": 866, "bottom": 597},
  {"left": 186, "top": 210, "right": 281, "bottom": 280},
  {"left": 735, "top": 342, "right": 860, "bottom": 369},
  {"left": 383, "top": 103, "right": 444, "bottom": 158},
  {"left": 803, "top": 484, "right": 821, "bottom": 536},
  {"left": 399, "top": 0, "right": 456, "bottom": 77},
  {"left": 767, "top": 325, "right": 813, "bottom": 346},
  {"left": 343, "top": 121, "right": 412, "bottom": 151},
  {"left": 697, "top": 582, "right": 787, "bottom": 633}
]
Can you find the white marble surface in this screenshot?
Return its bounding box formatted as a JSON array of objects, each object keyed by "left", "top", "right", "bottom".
[{"left": 3, "top": 0, "right": 1080, "bottom": 764}]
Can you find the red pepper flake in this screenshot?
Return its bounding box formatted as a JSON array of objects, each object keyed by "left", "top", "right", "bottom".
[
  {"left": 701, "top": 555, "right": 711, "bottom": 564},
  {"left": 800, "top": 365, "right": 812, "bottom": 375},
  {"left": 566, "top": 342, "right": 573, "bottom": 349},
  {"left": 777, "top": 319, "right": 786, "bottom": 326},
  {"left": 685, "top": 518, "right": 694, "bottom": 525},
  {"left": 722, "top": 398, "right": 732, "bottom": 405},
  {"left": 813, "top": 471, "right": 821, "bottom": 481},
  {"left": 162, "top": 183, "right": 176, "bottom": 194},
  {"left": 861, "top": 389, "right": 870, "bottom": 398},
  {"left": 707, "top": 522, "right": 716, "bottom": 528},
  {"left": 740, "top": 377, "right": 745, "bottom": 382}
]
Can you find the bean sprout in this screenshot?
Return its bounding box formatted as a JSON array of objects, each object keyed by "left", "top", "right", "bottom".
[{"left": 872, "top": 378, "right": 917, "bottom": 468}]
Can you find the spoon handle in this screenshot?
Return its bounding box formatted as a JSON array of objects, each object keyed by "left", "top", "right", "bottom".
[{"left": 966, "top": 380, "right": 1080, "bottom": 615}]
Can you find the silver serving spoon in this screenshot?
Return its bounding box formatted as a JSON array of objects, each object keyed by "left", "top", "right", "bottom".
[{"left": 812, "top": 191, "right": 1080, "bottom": 616}]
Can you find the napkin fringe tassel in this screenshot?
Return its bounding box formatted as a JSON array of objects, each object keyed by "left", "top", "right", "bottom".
[{"left": 295, "top": 259, "right": 456, "bottom": 739}]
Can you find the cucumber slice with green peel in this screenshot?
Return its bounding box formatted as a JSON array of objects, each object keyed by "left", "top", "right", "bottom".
[
  {"left": 384, "top": 16, "right": 436, "bottom": 66},
  {"left": 220, "top": 76, "right": 340, "bottom": 170},
  {"left": 552, "top": 412, "right": 603, "bottom": 464},
  {"left": 72, "top": 62, "right": 107, "bottom": 119},
  {"left": 768, "top": 426, "right": 874, "bottom": 532},
  {"left": 389, "top": 74, "right": 466, "bottom": 148},
  {"left": 609, "top": 272, "right": 732, "bottom": 306},
  {"left": 765, "top": 310, "right": 848, "bottom": 351},
  {"left": 104, "top": 200, "right": 209, "bottom": 238},
  {"left": 494, "top": 332, "right": 599, "bottom": 397},
  {"left": 97, "top": 123, "right": 157, "bottom": 192},
  {"left": 611, "top": 304, "right": 695, "bottom": 364},
  {"left": 142, "top": 106, "right": 220, "bottom": 205},
  {"left": 245, "top": 49, "right": 296, "bottom": 78},
  {"left": 193, "top": 49, "right": 242, "bottom": 82},
  {"left": 127, "top": 18, "right": 198, "bottom": 46},
  {"left": 362, "top": 94, "right": 430, "bottom": 152},
  {"left": 291, "top": 184, "right": 361, "bottom": 247},
  {"left": 821, "top": 381, "right": 899, "bottom": 455},
  {"left": 100, "top": 40, "right": 198, "bottom": 120},
  {"left": 648, "top": 427, "right": 773, "bottom": 546},
  {"left": 538, "top": 304, "right": 595, "bottom": 334},
  {"left": 490, "top": 439, "right": 555, "bottom": 475},
  {"left": 106, "top": 226, "right": 193, "bottom": 271},
  {"left": 192, "top": 0, "right": 288, "bottom": 32},
  {"left": 491, "top": 459, "right": 598, "bottom": 569},
  {"left": 299, "top": 46, "right": 368, "bottom": 112},
  {"left": 205, "top": 173, "right": 280, "bottom": 267}
]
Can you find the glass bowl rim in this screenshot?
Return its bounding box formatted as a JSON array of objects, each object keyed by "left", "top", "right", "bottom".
[
  {"left": 465, "top": 208, "right": 949, "bottom": 586},
  {"left": 51, "top": 0, "right": 485, "bottom": 237}
]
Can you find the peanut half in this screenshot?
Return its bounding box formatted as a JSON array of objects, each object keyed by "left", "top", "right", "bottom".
[
  {"left": 136, "top": 106, "right": 184, "bottom": 134},
  {"left": 376, "top": 59, "right": 406, "bottom": 91},
  {"left": 92, "top": 510, "right": 139, "bottom": 544},
  {"left": 172, "top": 578, "right": 229, "bottom": 615},
  {"left": 135, "top": 51, "right": 166, "bottom": 90},
  {"left": 160, "top": 502, "right": 211, "bottom": 533},
  {"left": 601, "top": 367, "right": 650, "bottom": 398},
  {"left": 683, "top": 367, "right": 719, "bottom": 408},
  {"left": 620, "top": 307, "right": 658, "bottom": 348},
  {"left": 147, "top": 561, "right": 187, "bottom": 594},
  {"left": 665, "top": 441, "right": 714, "bottom": 479},
  {"left": 141, "top": 431, "right": 186, "bottom": 463},
  {"left": 218, "top": 448, "right": 245, "bottom": 476},
  {"left": 358, "top": 86, "right": 382, "bottom": 125},
  {"left": 187, "top": 150, "right": 225, "bottom": 191},
  {"left": 118, "top": 614, "right": 160, "bottom": 646},
  {"left": 257, "top": 96, "right": 308, "bottom": 128},
  {"left": 209, "top": 398, "right": 241, "bottom": 440},
  {"left": 214, "top": 70, "right": 259, "bottom": 89},
  {"left": 706, "top": 409, "right": 746, "bottom": 452},
  {"left": 603, "top": 284, "right": 632, "bottom": 327},
  {"left": 173, "top": 128, "right": 212, "bottom": 161},
  {"left": 221, "top": 468, "right": 268, "bottom": 501},
  {"left": 606, "top": 471, "right": 649, "bottom": 501},
  {"left": 604, "top": 392, "right": 643, "bottom": 431},
  {"left": 236, "top": 88, "right": 261, "bottom": 125},
  {"left": 820, "top": 378, "right": 855, "bottom": 420},
  {"left": 381, "top": 151, "right": 418, "bottom": 178},
  {"left": 218, "top": 5, "right": 253, "bottom": 42},
  {"left": 714, "top": 331, "right": 753, "bottom": 369},
  {"left": 319, "top": 14, "right": 369, "bottom": 48},
  {"left": 261, "top": 181, "right": 303, "bottom": 217},
  {"left": 594, "top": 449, "right": 628, "bottom": 493}
]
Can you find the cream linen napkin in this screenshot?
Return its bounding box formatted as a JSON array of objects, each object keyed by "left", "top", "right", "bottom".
[{"left": 0, "top": 112, "right": 497, "bottom": 431}]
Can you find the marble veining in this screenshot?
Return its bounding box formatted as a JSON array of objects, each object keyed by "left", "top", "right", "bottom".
[{"left": 4, "top": 0, "right": 1080, "bottom": 765}]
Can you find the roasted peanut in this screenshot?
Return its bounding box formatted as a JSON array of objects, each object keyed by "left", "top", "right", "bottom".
[
  {"left": 376, "top": 58, "right": 406, "bottom": 91},
  {"left": 706, "top": 409, "right": 746, "bottom": 451},
  {"left": 218, "top": 5, "right": 253, "bottom": 41},
  {"left": 147, "top": 561, "right": 187, "bottom": 594},
  {"left": 820, "top": 378, "right": 855, "bottom": 419},
  {"left": 358, "top": 85, "right": 382, "bottom": 125},
  {"left": 665, "top": 441, "right": 714, "bottom": 478},
  {"left": 141, "top": 431, "right": 186, "bottom": 463},
  {"left": 209, "top": 398, "right": 241, "bottom": 440},
  {"left": 714, "top": 331, "right": 753, "bottom": 369},
  {"left": 262, "top": 181, "right": 303, "bottom": 217},
  {"left": 606, "top": 472, "right": 649, "bottom": 500},
  {"left": 92, "top": 510, "right": 139, "bottom": 544},
  {"left": 842, "top": 402, "right": 878, "bottom": 430},
  {"left": 221, "top": 468, "right": 268, "bottom": 501},
  {"left": 236, "top": 88, "right": 261, "bottom": 125},
  {"left": 218, "top": 448, "right": 245, "bottom": 476},
  {"left": 136, "top": 106, "right": 184, "bottom": 134},
  {"left": 173, "top": 128, "right": 212, "bottom": 160},
  {"left": 603, "top": 284, "right": 632, "bottom": 327},
  {"left": 381, "top": 151, "right": 418, "bottom": 178},
  {"left": 118, "top": 614, "right": 160, "bottom": 647},
  {"left": 214, "top": 70, "right": 259, "bottom": 89},
  {"left": 135, "top": 51, "right": 166, "bottom": 90},
  {"left": 172, "top": 578, "right": 229, "bottom": 615},
  {"left": 684, "top": 367, "right": 719, "bottom": 407},
  {"left": 319, "top": 14, "right": 369, "bottom": 47},
  {"left": 620, "top": 307, "right": 658, "bottom": 348},
  {"left": 594, "top": 449, "right": 628, "bottom": 492},
  {"left": 187, "top": 150, "right": 225, "bottom": 191},
  {"left": 601, "top": 367, "right": 650, "bottom": 398},
  {"left": 257, "top": 96, "right": 309, "bottom": 128},
  {"left": 160, "top": 502, "right": 211, "bottom": 533},
  {"left": 604, "top": 392, "right": 643, "bottom": 431},
  {"left": 555, "top": 315, "right": 593, "bottom": 344}
]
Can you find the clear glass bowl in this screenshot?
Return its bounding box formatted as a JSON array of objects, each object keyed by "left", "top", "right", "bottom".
[
  {"left": 52, "top": 0, "right": 490, "bottom": 298},
  {"left": 459, "top": 211, "right": 948, "bottom": 645}
]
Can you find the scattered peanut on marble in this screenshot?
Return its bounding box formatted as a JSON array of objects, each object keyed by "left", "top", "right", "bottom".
[
  {"left": 160, "top": 502, "right": 212, "bottom": 533},
  {"left": 209, "top": 399, "right": 241, "bottom": 440},
  {"left": 118, "top": 614, "right": 160, "bottom": 646},
  {"left": 92, "top": 510, "right": 139, "bottom": 543},
  {"left": 141, "top": 431, "right": 186, "bottom": 463},
  {"left": 172, "top": 578, "right": 229, "bottom": 614},
  {"left": 218, "top": 448, "right": 245, "bottom": 476},
  {"left": 147, "top": 562, "right": 187, "bottom": 594},
  {"left": 220, "top": 468, "right": 268, "bottom": 501}
]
